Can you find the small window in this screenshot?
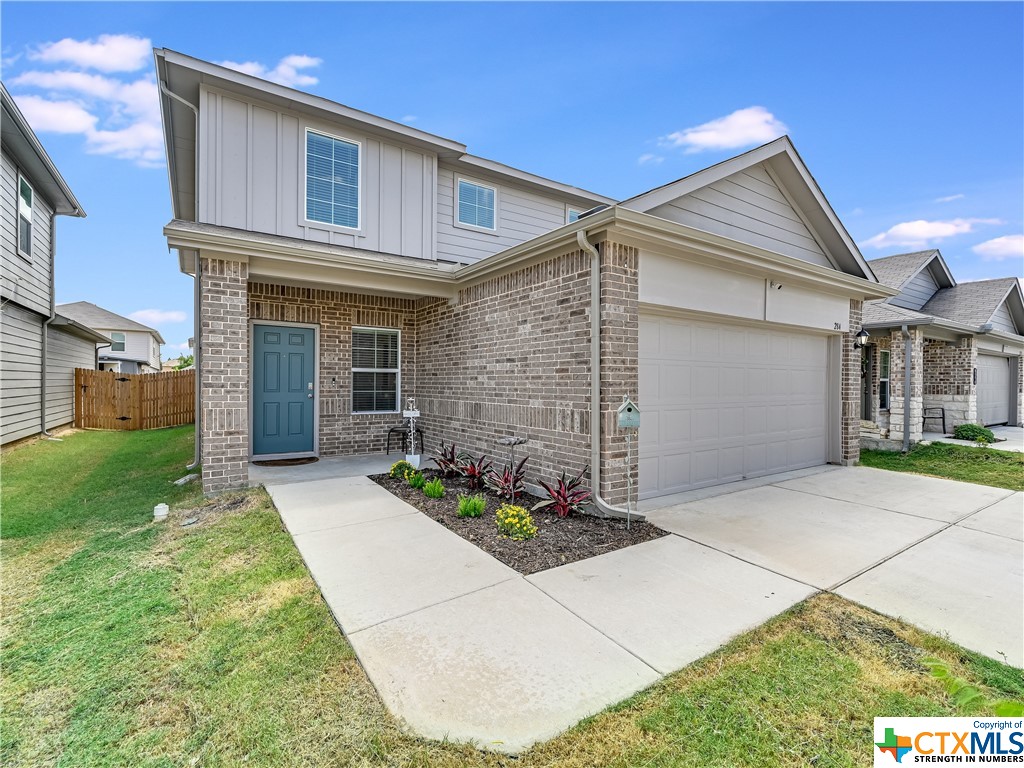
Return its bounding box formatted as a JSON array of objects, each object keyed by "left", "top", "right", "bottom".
[
  {"left": 878, "top": 349, "right": 890, "bottom": 410},
  {"left": 17, "top": 175, "right": 33, "bottom": 259},
  {"left": 110, "top": 332, "right": 126, "bottom": 353},
  {"left": 567, "top": 208, "right": 582, "bottom": 224},
  {"left": 352, "top": 328, "right": 400, "bottom": 413},
  {"left": 305, "top": 129, "right": 360, "bottom": 229},
  {"left": 456, "top": 179, "right": 496, "bottom": 230}
]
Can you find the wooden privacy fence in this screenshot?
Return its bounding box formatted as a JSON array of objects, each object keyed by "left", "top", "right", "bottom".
[{"left": 75, "top": 368, "right": 195, "bottom": 430}]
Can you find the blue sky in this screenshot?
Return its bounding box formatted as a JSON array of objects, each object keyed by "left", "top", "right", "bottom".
[{"left": 3, "top": 2, "right": 1022, "bottom": 356}]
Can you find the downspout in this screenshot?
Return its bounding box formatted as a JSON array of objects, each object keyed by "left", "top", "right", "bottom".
[
  {"left": 159, "top": 78, "right": 202, "bottom": 470},
  {"left": 577, "top": 229, "right": 631, "bottom": 519},
  {"left": 40, "top": 214, "right": 57, "bottom": 437},
  {"left": 901, "top": 324, "right": 912, "bottom": 453}
]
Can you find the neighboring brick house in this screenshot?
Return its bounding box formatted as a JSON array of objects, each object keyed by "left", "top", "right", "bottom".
[
  {"left": 156, "top": 49, "right": 892, "bottom": 500},
  {"left": 860, "top": 249, "right": 1024, "bottom": 445}
]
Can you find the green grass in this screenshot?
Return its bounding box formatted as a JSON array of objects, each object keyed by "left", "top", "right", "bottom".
[
  {"left": 860, "top": 441, "right": 1024, "bottom": 491},
  {"left": 3, "top": 428, "right": 1021, "bottom": 767}
]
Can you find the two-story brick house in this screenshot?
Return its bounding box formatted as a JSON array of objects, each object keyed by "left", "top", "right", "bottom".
[{"left": 155, "top": 49, "right": 893, "bottom": 499}]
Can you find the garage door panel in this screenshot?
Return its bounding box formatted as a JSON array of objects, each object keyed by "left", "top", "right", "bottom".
[
  {"left": 640, "top": 314, "right": 829, "bottom": 499},
  {"left": 977, "top": 354, "right": 1011, "bottom": 426}
]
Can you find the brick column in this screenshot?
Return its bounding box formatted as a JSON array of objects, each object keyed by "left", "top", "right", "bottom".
[
  {"left": 840, "top": 299, "right": 863, "bottom": 464},
  {"left": 597, "top": 240, "right": 639, "bottom": 507},
  {"left": 922, "top": 337, "right": 977, "bottom": 429},
  {"left": 200, "top": 256, "right": 249, "bottom": 493},
  {"left": 888, "top": 327, "right": 924, "bottom": 444}
]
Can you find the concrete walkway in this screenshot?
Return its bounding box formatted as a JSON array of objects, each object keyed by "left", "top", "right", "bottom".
[
  {"left": 267, "top": 466, "right": 1022, "bottom": 753},
  {"left": 923, "top": 425, "right": 1024, "bottom": 453}
]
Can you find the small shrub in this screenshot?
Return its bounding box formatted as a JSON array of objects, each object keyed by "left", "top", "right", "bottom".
[
  {"left": 407, "top": 471, "right": 426, "bottom": 489},
  {"left": 952, "top": 424, "right": 995, "bottom": 444},
  {"left": 423, "top": 478, "right": 445, "bottom": 499},
  {"left": 432, "top": 441, "right": 467, "bottom": 478},
  {"left": 485, "top": 456, "right": 528, "bottom": 501},
  {"left": 389, "top": 459, "right": 416, "bottom": 480},
  {"left": 533, "top": 466, "right": 592, "bottom": 517},
  {"left": 460, "top": 454, "right": 493, "bottom": 490},
  {"left": 457, "top": 493, "right": 486, "bottom": 518},
  {"left": 495, "top": 504, "right": 538, "bottom": 541}
]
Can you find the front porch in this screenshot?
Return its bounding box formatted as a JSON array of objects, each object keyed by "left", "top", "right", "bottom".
[{"left": 249, "top": 453, "right": 394, "bottom": 487}]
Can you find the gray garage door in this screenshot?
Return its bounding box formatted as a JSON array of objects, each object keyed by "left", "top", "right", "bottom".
[
  {"left": 977, "top": 354, "right": 1011, "bottom": 426},
  {"left": 639, "top": 314, "right": 829, "bottom": 499}
]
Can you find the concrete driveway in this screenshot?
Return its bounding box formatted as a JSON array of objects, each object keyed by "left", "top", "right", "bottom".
[{"left": 646, "top": 466, "right": 1023, "bottom": 667}]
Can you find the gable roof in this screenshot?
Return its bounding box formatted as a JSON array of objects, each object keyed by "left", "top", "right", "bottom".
[
  {"left": 868, "top": 249, "right": 956, "bottom": 297},
  {"left": 618, "top": 136, "right": 875, "bottom": 281},
  {"left": 1, "top": 83, "right": 85, "bottom": 217},
  {"left": 920, "top": 278, "right": 1023, "bottom": 331},
  {"left": 56, "top": 301, "right": 166, "bottom": 344}
]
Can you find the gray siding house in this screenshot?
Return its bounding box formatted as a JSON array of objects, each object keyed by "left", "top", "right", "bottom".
[
  {"left": 1, "top": 84, "right": 105, "bottom": 445},
  {"left": 860, "top": 249, "right": 1024, "bottom": 443},
  {"left": 56, "top": 302, "right": 166, "bottom": 374},
  {"left": 156, "top": 49, "right": 892, "bottom": 498}
]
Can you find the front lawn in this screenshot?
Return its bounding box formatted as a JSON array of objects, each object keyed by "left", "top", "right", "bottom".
[
  {"left": 860, "top": 441, "right": 1024, "bottom": 491},
  {"left": 3, "top": 428, "right": 1021, "bottom": 767}
]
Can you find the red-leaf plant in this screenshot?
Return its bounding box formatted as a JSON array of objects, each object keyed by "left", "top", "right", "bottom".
[
  {"left": 431, "top": 441, "right": 466, "bottom": 478},
  {"left": 460, "top": 454, "right": 493, "bottom": 490},
  {"left": 532, "top": 466, "right": 592, "bottom": 517},
  {"left": 484, "top": 456, "right": 528, "bottom": 501}
]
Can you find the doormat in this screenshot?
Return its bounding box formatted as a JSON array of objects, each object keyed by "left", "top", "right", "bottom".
[{"left": 252, "top": 457, "right": 320, "bottom": 467}]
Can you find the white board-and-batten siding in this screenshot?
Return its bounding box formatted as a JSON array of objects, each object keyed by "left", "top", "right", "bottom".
[
  {"left": 890, "top": 268, "right": 939, "bottom": 311},
  {"left": 1, "top": 148, "right": 55, "bottom": 318},
  {"left": 646, "top": 163, "right": 833, "bottom": 269},
  {"left": 990, "top": 302, "right": 1018, "bottom": 335},
  {"left": 199, "top": 86, "right": 435, "bottom": 260}
]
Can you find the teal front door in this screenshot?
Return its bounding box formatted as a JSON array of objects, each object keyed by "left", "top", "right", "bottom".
[{"left": 253, "top": 324, "right": 315, "bottom": 456}]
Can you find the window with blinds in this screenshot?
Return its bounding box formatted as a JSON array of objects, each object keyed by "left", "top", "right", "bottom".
[
  {"left": 306, "top": 129, "right": 360, "bottom": 229},
  {"left": 457, "top": 178, "right": 496, "bottom": 230},
  {"left": 352, "top": 328, "right": 399, "bottom": 413},
  {"left": 17, "top": 176, "right": 33, "bottom": 258}
]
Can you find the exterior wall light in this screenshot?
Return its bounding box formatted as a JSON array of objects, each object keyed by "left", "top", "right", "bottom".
[{"left": 853, "top": 328, "right": 869, "bottom": 349}]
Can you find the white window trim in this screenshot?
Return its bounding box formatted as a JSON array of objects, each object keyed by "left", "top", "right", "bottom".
[
  {"left": 566, "top": 205, "right": 583, "bottom": 225},
  {"left": 454, "top": 176, "right": 499, "bottom": 234},
  {"left": 878, "top": 349, "right": 891, "bottom": 410},
  {"left": 302, "top": 126, "right": 363, "bottom": 232},
  {"left": 351, "top": 326, "right": 401, "bottom": 415},
  {"left": 110, "top": 332, "right": 126, "bottom": 353},
  {"left": 16, "top": 173, "right": 33, "bottom": 261}
]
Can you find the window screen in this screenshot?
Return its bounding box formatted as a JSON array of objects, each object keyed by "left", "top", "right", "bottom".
[
  {"left": 457, "top": 179, "right": 496, "bottom": 229},
  {"left": 306, "top": 130, "right": 359, "bottom": 229},
  {"left": 352, "top": 328, "right": 399, "bottom": 412}
]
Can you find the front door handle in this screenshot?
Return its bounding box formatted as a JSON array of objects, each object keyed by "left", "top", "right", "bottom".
[{"left": 307, "top": 393, "right": 313, "bottom": 399}]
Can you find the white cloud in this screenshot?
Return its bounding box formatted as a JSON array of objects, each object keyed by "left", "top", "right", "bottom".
[
  {"left": 14, "top": 95, "right": 97, "bottom": 133},
  {"left": 861, "top": 218, "right": 1003, "bottom": 250},
  {"left": 219, "top": 54, "right": 322, "bottom": 87},
  {"left": 11, "top": 56, "right": 162, "bottom": 167},
  {"left": 166, "top": 341, "right": 193, "bottom": 353},
  {"left": 972, "top": 234, "right": 1024, "bottom": 262},
  {"left": 935, "top": 193, "right": 965, "bottom": 203},
  {"left": 660, "top": 106, "right": 788, "bottom": 154},
  {"left": 401, "top": 114, "right": 417, "bottom": 123},
  {"left": 30, "top": 34, "right": 150, "bottom": 72},
  {"left": 637, "top": 153, "right": 664, "bottom": 166},
  {"left": 130, "top": 309, "right": 187, "bottom": 324}
]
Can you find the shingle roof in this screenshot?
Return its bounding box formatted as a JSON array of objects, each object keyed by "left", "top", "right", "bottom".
[
  {"left": 56, "top": 301, "right": 166, "bottom": 344},
  {"left": 867, "top": 250, "right": 939, "bottom": 290},
  {"left": 862, "top": 301, "right": 932, "bottom": 326},
  {"left": 919, "top": 278, "right": 1018, "bottom": 328}
]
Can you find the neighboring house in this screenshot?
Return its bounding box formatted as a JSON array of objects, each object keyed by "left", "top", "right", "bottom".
[
  {"left": 56, "top": 301, "right": 166, "bottom": 374},
  {"left": 860, "top": 250, "right": 1024, "bottom": 441},
  {"left": 1, "top": 84, "right": 106, "bottom": 446},
  {"left": 156, "top": 49, "right": 892, "bottom": 498}
]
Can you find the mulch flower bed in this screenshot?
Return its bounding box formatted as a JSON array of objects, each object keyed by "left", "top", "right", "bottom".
[{"left": 369, "top": 470, "right": 667, "bottom": 575}]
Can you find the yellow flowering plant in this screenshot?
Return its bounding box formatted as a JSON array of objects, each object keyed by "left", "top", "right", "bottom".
[{"left": 495, "top": 504, "right": 538, "bottom": 541}]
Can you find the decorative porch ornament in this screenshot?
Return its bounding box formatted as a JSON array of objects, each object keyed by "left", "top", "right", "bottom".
[
  {"left": 617, "top": 395, "right": 641, "bottom": 530},
  {"left": 402, "top": 397, "right": 421, "bottom": 468}
]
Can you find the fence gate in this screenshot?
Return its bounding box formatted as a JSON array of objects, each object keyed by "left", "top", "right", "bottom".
[{"left": 75, "top": 368, "right": 195, "bottom": 430}]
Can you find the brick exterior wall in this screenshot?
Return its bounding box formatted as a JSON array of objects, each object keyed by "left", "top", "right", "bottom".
[
  {"left": 922, "top": 336, "right": 977, "bottom": 429},
  {"left": 862, "top": 335, "right": 893, "bottom": 433},
  {"left": 415, "top": 240, "right": 638, "bottom": 505},
  {"left": 888, "top": 327, "right": 925, "bottom": 443},
  {"left": 200, "top": 257, "right": 250, "bottom": 492},
  {"left": 248, "top": 283, "right": 418, "bottom": 457},
  {"left": 840, "top": 299, "right": 863, "bottom": 464}
]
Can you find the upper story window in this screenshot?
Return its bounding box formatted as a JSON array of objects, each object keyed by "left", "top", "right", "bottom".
[
  {"left": 456, "top": 178, "right": 497, "bottom": 231},
  {"left": 305, "top": 129, "right": 360, "bottom": 230},
  {"left": 567, "top": 208, "right": 582, "bottom": 224},
  {"left": 110, "top": 332, "right": 126, "bottom": 353},
  {"left": 17, "top": 175, "right": 33, "bottom": 259}
]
